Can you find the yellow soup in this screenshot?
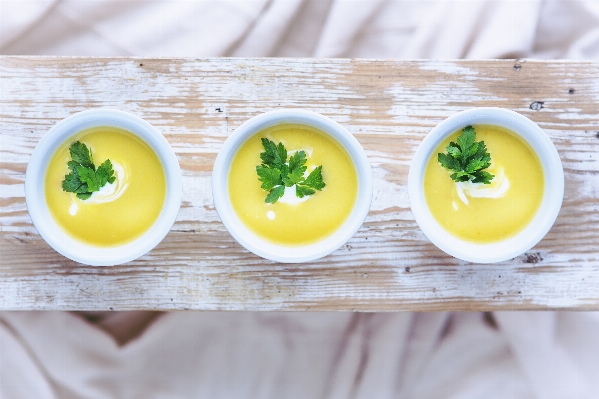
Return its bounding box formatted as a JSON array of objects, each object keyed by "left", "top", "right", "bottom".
[
  {"left": 424, "top": 124, "right": 544, "bottom": 243},
  {"left": 228, "top": 123, "right": 358, "bottom": 246},
  {"left": 45, "top": 126, "right": 166, "bottom": 246}
]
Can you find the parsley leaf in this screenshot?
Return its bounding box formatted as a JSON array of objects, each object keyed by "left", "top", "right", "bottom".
[
  {"left": 256, "top": 165, "right": 282, "bottom": 190},
  {"left": 437, "top": 125, "right": 494, "bottom": 184},
  {"left": 295, "top": 185, "right": 315, "bottom": 198},
  {"left": 61, "top": 172, "right": 88, "bottom": 194},
  {"left": 265, "top": 185, "right": 286, "bottom": 204},
  {"left": 301, "top": 165, "right": 325, "bottom": 191},
  {"left": 288, "top": 150, "right": 307, "bottom": 173},
  {"left": 61, "top": 141, "right": 116, "bottom": 200},
  {"left": 256, "top": 139, "right": 326, "bottom": 204},
  {"left": 69, "top": 141, "right": 94, "bottom": 170},
  {"left": 77, "top": 192, "right": 93, "bottom": 200},
  {"left": 282, "top": 151, "right": 307, "bottom": 187},
  {"left": 96, "top": 159, "right": 116, "bottom": 187},
  {"left": 260, "top": 138, "right": 287, "bottom": 167},
  {"left": 282, "top": 167, "right": 305, "bottom": 187},
  {"left": 78, "top": 165, "right": 99, "bottom": 192}
]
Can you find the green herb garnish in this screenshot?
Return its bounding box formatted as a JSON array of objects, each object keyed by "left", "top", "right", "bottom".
[
  {"left": 256, "top": 138, "right": 325, "bottom": 204},
  {"left": 61, "top": 141, "right": 116, "bottom": 200},
  {"left": 437, "top": 125, "right": 494, "bottom": 184}
]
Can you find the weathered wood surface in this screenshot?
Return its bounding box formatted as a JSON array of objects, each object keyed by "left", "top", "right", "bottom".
[{"left": 1, "top": 57, "right": 598, "bottom": 311}]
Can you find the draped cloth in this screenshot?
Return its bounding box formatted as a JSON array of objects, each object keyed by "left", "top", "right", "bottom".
[
  {"left": 3, "top": 312, "right": 599, "bottom": 399},
  {"left": 2, "top": 1, "right": 599, "bottom": 398},
  {"left": 2, "top": 0, "right": 599, "bottom": 58}
]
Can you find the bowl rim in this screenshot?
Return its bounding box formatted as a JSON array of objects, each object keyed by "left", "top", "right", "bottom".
[
  {"left": 25, "top": 109, "right": 182, "bottom": 266},
  {"left": 408, "top": 107, "right": 564, "bottom": 263},
  {"left": 212, "top": 109, "right": 373, "bottom": 263}
]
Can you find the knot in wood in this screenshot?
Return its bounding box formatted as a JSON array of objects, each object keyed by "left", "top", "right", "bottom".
[{"left": 529, "top": 101, "right": 544, "bottom": 111}]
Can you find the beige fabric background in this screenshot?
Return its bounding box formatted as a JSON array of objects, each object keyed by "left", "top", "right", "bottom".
[{"left": 1, "top": 1, "right": 599, "bottom": 398}]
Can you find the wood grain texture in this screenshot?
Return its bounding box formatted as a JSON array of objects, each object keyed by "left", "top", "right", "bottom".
[{"left": 1, "top": 57, "right": 598, "bottom": 311}]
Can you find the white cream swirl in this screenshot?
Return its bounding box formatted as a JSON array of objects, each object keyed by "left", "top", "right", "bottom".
[
  {"left": 278, "top": 185, "right": 310, "bottom": 205},
  {"left": 456, "top": 164, "right": 510, "bottom": 206},
  {"left": 68, "top": 162, "right": 127, "bottom": 215},
  {"left": 87, "top": 161, "right": 128, "bottom": 204}
]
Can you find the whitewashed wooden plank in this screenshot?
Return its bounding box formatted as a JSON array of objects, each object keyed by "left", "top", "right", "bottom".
[{"left": 1, "top": 57, "right": 598, "bottom": 310}]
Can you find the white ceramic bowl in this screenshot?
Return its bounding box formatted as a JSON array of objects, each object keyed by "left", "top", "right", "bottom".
[
  {"left": 212, "top": 109, "right": 372, "bottom": 263},
  {"left": 25, "top": 109, "right": 182, "bottom": 266},
  {"left": 408, "top": 107, "right": 564, "bottom": 263}
]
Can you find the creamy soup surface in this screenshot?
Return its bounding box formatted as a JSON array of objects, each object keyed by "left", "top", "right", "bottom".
[
  {"left": 424, "top": 124, "right": 544, "bottom": 243},
  {"left": 228, "top": 123, "right": 358, "bottom": 246},
  {"left": 45, "top": 126, "right": 166, "bottom": 246}
]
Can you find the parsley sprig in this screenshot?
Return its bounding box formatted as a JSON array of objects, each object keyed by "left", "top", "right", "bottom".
[
  {"left": 61, "top": 141, "right": 116, "bottom": 200},
  {"left": 437, "top": 125, "right": 494, "bottom": 184},
  {"left": 256, "top": 138, "right": 325, "bottom": 204}
]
